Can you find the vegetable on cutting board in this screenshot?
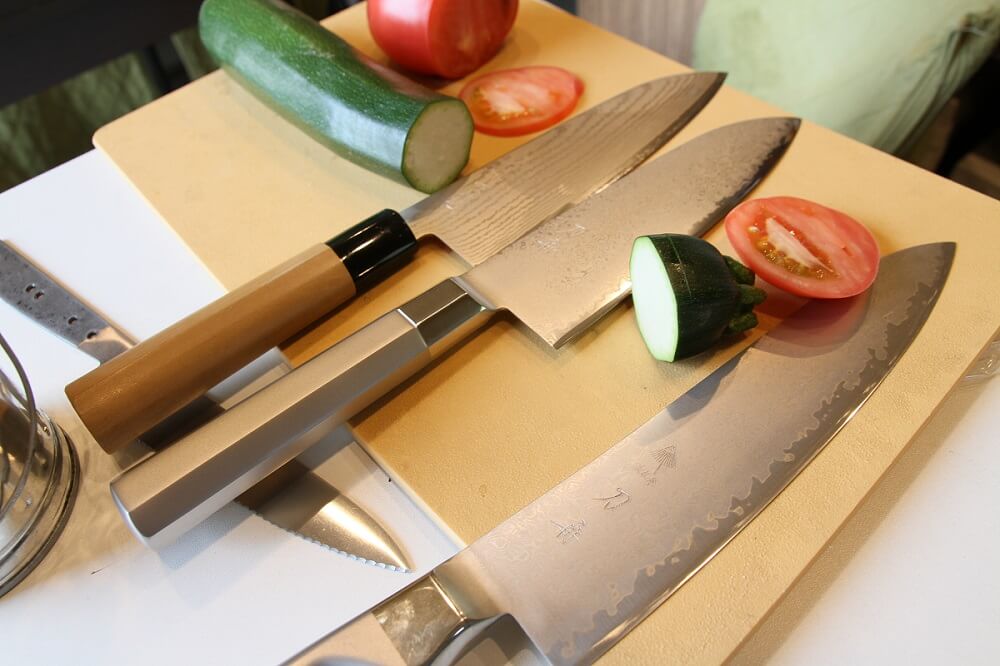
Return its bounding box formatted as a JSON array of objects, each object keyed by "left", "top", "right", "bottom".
[
  {"left": 725, "top": 196, "right": 880, "bottom": 298},
  {"left": 630, "top": 234, "right": 767, "bottom": 362},
  {"left": 199, "top": 0, "right": 473, "bottom": 193},
  {"left": 459, "top": 66, "right": 584, "bottom": 137},
  {"left": 367, "top": 0, "right": 519, "bottom": 79}
]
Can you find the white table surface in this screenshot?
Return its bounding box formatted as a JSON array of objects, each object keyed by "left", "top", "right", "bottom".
[{"left": 0, "top": 151, "right": 997, "bottom": 664}]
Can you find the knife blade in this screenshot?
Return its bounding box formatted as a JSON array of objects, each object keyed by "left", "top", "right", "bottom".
[
  {"left": 285, "top": 242, "right": 956, "bottom": 665},
  {"left": 109, "top": 117, "right": 800, "bottom": 548},
  {"left": 0, "top": 240, "right": 411, "bottom": 571},
  {"left": 65, "top": 72, "right": 726, "bottom": 454},
  {"left": 0, "top": 240, "right": 133, "bottom": 362}
]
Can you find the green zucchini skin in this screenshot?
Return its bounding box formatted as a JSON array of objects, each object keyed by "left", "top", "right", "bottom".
[
  {"left": 199, "top": 0, "right": 473, "bottom": 193},
  {"left": 632, "top": 234, "right": 767, "bottom": 361},
  {"left": 652, "top": 234, "right": 742, "bottom": 359}
]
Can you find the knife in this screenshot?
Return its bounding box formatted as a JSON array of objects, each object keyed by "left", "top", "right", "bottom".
[
  {"left": 0, "top": 240, "right": 411, "bottom": 571},
  {"left": 65, "top": 72, "right": 726, "bottom": 454},
  {"left": 109, "top": 117, "right": 800, "bottom": 548},
  {"left": 285, "top": 242, "right": 955, "bottom": 665}
]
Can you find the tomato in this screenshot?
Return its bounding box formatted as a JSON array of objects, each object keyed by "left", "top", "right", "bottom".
[
  {"left": 724, "top": 196, "right": 880, "bottom": 299},
  {"left": 367, "top": 0, "right": 518, "bottom": 79},
  {"left": 459, "top": 66, "right": 584, "bottom": 137}
]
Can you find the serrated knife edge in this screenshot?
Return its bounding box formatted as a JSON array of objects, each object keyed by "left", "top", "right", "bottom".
[{"left": 0, "top": 240, "right": 410, "bottom": 571}]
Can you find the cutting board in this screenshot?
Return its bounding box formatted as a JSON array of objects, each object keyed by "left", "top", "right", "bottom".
[{"left": 94, "top": 1, "right": 1000, "bottom": 663}]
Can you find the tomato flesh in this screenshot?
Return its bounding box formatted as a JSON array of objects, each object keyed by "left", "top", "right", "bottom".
[
  {"left": 724, "top": 196, "right": 880, "bottom": 299},
  {"left": 367, "top": 0, "right": 518, "bottom": 79},
  {"left": 459, "top": 66, "right": 584, "bottom": 137}
]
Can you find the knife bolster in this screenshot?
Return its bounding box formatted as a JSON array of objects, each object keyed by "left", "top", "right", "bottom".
[
  {"left": 326, "top": 209, "right": 417, "bottom": 293},
  {"left": 398, "top": 278, "right": 493, "bottom": 358},
  {"left": 289, "top": 573, "right": 510, "bottom": 666}
]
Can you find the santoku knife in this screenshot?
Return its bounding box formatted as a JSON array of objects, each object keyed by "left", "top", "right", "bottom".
[
  {"left": 286, "top": 242, "right": 955, "bottom": 665},
  {"left": 65, "top": 72, "right": 726, "bottom": 454},
  {"left": 110, "top": 117, "right": 800, "bottom": 548},
  {"left": 0, "top": 240, "right": 410, "bottom": 571}
]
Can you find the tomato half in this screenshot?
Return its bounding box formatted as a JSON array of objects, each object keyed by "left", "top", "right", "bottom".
[
  {"left": 367, "top": 0, "right": 518, "bottom": 79},
  {"left": 724, "top": 196, "right": 880, "bottom": 299},
  {"left": 459, "top": 66, "right": 584, "bottom": 137}
]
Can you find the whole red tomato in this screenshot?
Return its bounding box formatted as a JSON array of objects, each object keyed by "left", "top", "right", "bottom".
[{"left": 367, "top": 0, "right": 519, "bottom": 79}]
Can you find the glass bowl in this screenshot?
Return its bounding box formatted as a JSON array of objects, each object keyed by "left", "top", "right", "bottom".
[{"left": 0, "top": 332, "right": 79, "bottom": 597}]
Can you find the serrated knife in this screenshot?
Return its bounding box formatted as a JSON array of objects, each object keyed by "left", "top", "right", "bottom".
[
  {"left": 65, "top": 72, "right": 726, "bottom": 454},
  {"left": 110, "top": 117, "right": 800, "bottom": 548},
  {"left": 286, "top": 241, "right": 955, "bottom": 665},
  {"left": 0, "top": 240, "right": 410, "bottom": 571}
]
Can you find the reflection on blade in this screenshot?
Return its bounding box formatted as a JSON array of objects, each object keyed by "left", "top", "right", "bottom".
[
  {"left": 407, "top": 72, "right": 726, "bottom": 265},
  {"left": 460, "top": 117, "right": 801, "bottom": 348},
  {"left": 239, "top": 460, "right": 411, "bottom": 572},
  {"left": 436, "top": 243, "right": 954, "bottom": 665}
]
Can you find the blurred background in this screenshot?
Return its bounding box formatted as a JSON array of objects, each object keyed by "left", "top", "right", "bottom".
[{"left": 2, "top": 0, "right": 998, "bottom": 198}]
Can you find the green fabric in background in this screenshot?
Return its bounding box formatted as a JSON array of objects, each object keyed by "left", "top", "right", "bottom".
[
  {"left": 0, "top": 53, "right": 160, "bottom": 192},
  {"left": 693, "top": 0, "right": 1000, "bottom": 155},
  {"left": 171, "top": 26, "right": 219, "bottom": 81},
  {"left": 0, "top": 0, "right": 334, "bottom": 194}
]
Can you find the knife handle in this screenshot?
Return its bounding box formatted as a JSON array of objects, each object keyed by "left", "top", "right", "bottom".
[
  {"left": 110, "top": 278, "right": 493, "bottom": 548},
  {"left": 284, "top": 574, "right": 506, "bottom": 666},
  {"left": 65, "top": 209, "right": 416, "bottom": 453}
]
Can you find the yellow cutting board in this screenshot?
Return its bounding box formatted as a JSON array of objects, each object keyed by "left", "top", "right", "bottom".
[{"left": 94, "top": 1, "right": 1000, "bottom": 663}]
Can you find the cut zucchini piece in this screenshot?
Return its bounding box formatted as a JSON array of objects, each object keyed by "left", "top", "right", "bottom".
[
  {"left": 199, "top": 0, "right": 473, "bottom": 193},
  {"left": 630, "top": 234, "right": 766, "bottom": 362}
]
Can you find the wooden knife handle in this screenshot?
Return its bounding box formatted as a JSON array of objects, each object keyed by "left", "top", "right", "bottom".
[{"left": 66, "top": 209, "right": 416, "bottom": 453}]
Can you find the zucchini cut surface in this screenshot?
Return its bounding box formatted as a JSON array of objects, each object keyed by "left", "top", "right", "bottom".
[
  {"left": 200, "top": 0, "right": 473, "bottom": 193},
  {"left": 631, "top": 236, "right": 681, "bottom": 362}
]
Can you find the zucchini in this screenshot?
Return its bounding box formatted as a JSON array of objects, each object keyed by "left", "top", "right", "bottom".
[
  {"left": 630, "top": 234, "right": 766, "bottom": 362},
  {"left": 199, "top": 0, "right": 474, "bottom": 193}
]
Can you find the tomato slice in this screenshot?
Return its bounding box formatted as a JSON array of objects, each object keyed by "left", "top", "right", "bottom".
[
  {"left": 459, "top": 66, "right": 584, "bottom": 137},
  {"left": 367, "top": 0, "right": 518, "bottom": 79},
  {"left": 724, "top": 196, "right": 880, "bottom": 299}
]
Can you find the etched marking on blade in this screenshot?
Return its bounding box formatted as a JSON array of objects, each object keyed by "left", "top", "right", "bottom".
[
  {"left": 546, "top": 244, "right": 956, "bottom": 664},
  {"left": 594, "top": 489, "right": 631, "bottom": 511},
  {"left": 432, "top": 244, "right": 953, "bottom": 666}
]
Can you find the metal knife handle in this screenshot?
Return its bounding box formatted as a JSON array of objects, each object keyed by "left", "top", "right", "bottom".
[
  {"left": 285, "top": 574, "right": 506, "bottom": 666},
  {"left": 110, "top": 278, "right": 493, "bottom": 548},
  {"left": 65, "top": 210, "right": 416, "bottom": 453}
]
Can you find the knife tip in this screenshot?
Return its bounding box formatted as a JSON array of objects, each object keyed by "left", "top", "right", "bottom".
[{"left": 299, "top": 532, "right": 413, "bottom": 574}]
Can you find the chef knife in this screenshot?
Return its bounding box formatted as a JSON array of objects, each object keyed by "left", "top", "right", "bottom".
[
  {"left": 0, "top": 240, "right": 411, "bottom": 570},
  {"left": 110, "top": 117, "right": 800, "bottom": 548},
  {"left": 285, "top": 242, "right": 955, "bottom": 665},
  {"left": 65, "top": 72, "right": 726, "bottom": 454}
]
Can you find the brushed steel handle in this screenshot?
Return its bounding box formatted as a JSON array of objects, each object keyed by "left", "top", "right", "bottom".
[{"left": 110, "top": 278, "right": 492, "bottom": 548}]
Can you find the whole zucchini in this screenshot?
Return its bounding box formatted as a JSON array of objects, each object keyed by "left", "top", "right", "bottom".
[{"left": 199, "top": 0, "right": 474, "bottom": 193}]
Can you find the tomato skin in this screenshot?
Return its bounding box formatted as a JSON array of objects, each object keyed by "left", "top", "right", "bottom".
[
  {"left": 724, "top": 197, "right": 880, "bottom": 299},
  {"left": 367, "top": 0, "right": 518, "bottom": 79},
  {"left": 459, "top": 66, "right": 584, "bottom": 137}
]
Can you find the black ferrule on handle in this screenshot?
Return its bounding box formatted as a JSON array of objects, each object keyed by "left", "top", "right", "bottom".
[{"left": 325, "top": 209, "right": 417, "bottom": 294}]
